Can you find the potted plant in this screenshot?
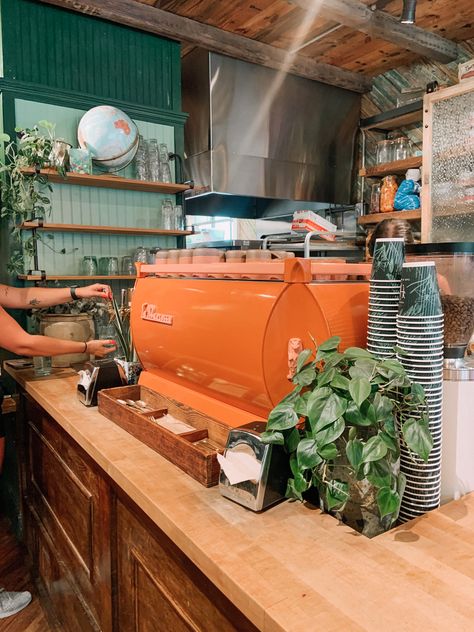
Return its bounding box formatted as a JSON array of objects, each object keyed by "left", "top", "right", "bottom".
[
  {"left": 109, "top": 293, "right": 142, "bottom": 385},
  {"left": 262, "top": 336, "right": 433, "bottom": 537},
  {"left": 0, "top": 121, "right": 60, "bottom": 275}
]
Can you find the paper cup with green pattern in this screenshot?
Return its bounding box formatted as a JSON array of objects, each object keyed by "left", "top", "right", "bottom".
[
  {"left": 371, "top": 238, "right": 406, "bottom": 281},
  {"left": 398, "top": 262, "right": 442, "bottom": 317}
]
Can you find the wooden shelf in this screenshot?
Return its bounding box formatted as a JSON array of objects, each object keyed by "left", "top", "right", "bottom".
[
  {"left": 18, "top": 275, "right": 136, "bottom": 281},
  {"left": 20, "top": 168, "right": 192, "bottom": 194},
  {"left": 20, "top": 221, "right": 193, "bottom": 237},
  {"left": 360, "top": 101, "right": 423, "bottom": 131},
  {"left": 358, "top": 209, "right": 421, "bottom": 225},
  {"left": 359, "top": 156, "right": 422, "bottom": 178}
]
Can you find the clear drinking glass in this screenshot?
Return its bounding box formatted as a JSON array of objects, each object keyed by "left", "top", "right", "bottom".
[
  {"left": 33, "top": 356, "right": 52, "bottom": 376},
  {"left": 173, "top": 204, "right": 184, "bottom": 230},
  {"left": 81, "top": 256, "right": 98, "bottom": 276},
  {"left": 98, "top": 257, "right": 110, "bottom": 276},
  {"left": 147, "top": 139, "right": 160, "bottom": 181},
  {"left": 107, "top": 257, "right": 119, "bottom": 276},
  {"left": 159, "top": 143, "right": 172, "bottom": 183},
  {"left": 134, "top": 135, "right": 148, "bottom": 181},
  {"left": 121, "top": 256, "right": 135, "bottom": 275},
  {"left": 161, "top": 199, "right": 174, "bottom": 230}
]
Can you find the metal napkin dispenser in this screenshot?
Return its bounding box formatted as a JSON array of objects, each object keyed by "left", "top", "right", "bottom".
[
  {"left": 218, "top": 421, "right": 289, "bottom": 512},
  {"left": 77, "top": 358, "right": 123, "bottom": 407}
]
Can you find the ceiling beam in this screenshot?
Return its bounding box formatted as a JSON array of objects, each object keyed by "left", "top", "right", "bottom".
[
  {"left": 292, "top": 0, "right": 458, "bottom": 63},
  {"left": 37, "top": 0, "right": 372, "bottom": 93}
]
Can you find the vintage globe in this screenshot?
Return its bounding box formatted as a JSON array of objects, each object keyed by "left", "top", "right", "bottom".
[{"left": 77, "top": 105, "right": 138, "bottom": 171}]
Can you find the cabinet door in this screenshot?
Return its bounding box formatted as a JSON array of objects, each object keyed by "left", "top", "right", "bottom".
[
  {"left": 116, "top": 499, "right": 258, "bottom": 632},
  {"left": 24, "top": 395, "right": 112, "bottom": 632}
]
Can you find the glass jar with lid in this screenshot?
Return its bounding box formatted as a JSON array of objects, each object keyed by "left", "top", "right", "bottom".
[{"left": 380, "top": 176, "right": 398, "bottom": 213}]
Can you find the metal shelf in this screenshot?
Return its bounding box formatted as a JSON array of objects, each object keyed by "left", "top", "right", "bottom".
[{"left": 360, "top": 101, "right": 423, "bottom": 131}]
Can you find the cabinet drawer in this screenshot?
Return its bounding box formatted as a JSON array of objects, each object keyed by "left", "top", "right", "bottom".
[{"left": 116, "top": 499, "right": 258, "bottom": 632}]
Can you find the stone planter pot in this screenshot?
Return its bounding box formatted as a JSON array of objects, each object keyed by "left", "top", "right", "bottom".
[{"left": 40, "top": 313, "right": 94, "bottom": 367}]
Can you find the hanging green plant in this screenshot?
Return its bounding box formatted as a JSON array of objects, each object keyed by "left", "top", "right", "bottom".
[
  {"left": 262, "top": 336, "right": 433, "bottom": 537},
  {"left": 0, "top": 120, "right": 59, "bottom": 275}
]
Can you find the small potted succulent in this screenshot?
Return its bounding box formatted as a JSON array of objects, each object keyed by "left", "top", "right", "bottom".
[{"left": 262, "top": 336, "right": 433, "bottom": 537}]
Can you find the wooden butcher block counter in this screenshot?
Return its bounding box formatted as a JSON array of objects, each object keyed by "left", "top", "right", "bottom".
[{"left": 6, "top": 366, "right": 474, "bottom": 632}]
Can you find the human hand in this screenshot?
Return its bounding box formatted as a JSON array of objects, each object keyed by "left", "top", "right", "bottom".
[
  {"left": 86, "top": 339, "right": 117, "bottom": 358},
  {"left": 77, "top": 284, "right": 113, "bottom": 300}
]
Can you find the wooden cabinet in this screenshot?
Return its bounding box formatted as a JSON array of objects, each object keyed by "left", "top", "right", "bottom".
[
  {"left": 23, "top": 395, "right": 113, "bottom": 632},
  {"left": 115, "top": 498, "right": 258, "bottom": 632},
  {"left": 19, "top": 394, "right": 258, "bottom": 632}
]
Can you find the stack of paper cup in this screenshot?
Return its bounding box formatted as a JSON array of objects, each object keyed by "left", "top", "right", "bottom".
[
  {"left": 367, "top": 238, "right": 405, "bottom": 358},
  {"left": 397, "top": 262, "right": 444, "bottom": 522}
]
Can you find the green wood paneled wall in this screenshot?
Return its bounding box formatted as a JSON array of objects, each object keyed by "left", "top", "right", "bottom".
[{"left": 1, "top": 0, "right": 181, "bottom": 111}]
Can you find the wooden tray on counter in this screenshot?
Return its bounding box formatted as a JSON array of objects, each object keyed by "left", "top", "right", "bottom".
[{"left": 98, "top": 385, "right": 229, "bottom": 487}]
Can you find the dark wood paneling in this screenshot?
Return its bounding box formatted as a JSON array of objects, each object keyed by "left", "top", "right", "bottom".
[
  {"left": 116, "top": 497, "right": 258, "bottom": 632},
  {"left": 24, "top": 396, "right": 112, "bottom": 632}
]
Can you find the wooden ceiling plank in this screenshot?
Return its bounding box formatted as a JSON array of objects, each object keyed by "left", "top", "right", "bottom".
[
  {"left": 292, "top": 0, "right": 459, "bottom": 63},
  {"left": 37, "top": 0, "right": 372, "bottom": 92}
]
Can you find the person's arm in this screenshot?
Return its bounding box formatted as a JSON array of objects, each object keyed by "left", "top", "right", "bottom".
[
  {"left": 0, "top": 283, "right": 112, "bottom": 310},
  {"left": 0, "top": 305, "right": 116, "bottom": 358}
]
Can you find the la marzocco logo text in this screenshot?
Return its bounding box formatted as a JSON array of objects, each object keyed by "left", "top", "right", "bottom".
[{"left": 141, "top": 303, "right": 173, "bottom": 325}]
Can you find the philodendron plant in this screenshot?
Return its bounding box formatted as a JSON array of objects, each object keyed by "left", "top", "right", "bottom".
[{"left": 262, "top": 336, "right": 433, "bottom": 534}]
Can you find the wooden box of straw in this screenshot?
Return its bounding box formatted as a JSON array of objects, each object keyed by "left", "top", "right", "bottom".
[{"left": 98, "top": 384, "right": 229, "bottom": 486}]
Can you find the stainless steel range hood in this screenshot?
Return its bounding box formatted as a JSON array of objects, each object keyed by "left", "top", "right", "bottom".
[{"left": 183, "top": 50, "right": 361, "bottom": 217}]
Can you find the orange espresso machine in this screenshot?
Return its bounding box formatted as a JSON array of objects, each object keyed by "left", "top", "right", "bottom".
[{"left": 131, "top": 258, "right": 370, "bottom": 427}]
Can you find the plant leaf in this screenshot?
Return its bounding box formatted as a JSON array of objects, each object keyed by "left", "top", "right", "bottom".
[
  {"left": 402, "top": 417, "right": 433, "bottom": 462},
  {"left": 296, "top": 349, "right": 313, "bottom": 373},
  {"left": 323, "top": 352, "right": 344, "bottom": 369},
  {"left": 376, "top": 487, "right": 400, "bottom": 519},
  {"left": 294, "top": 392, "right": 310, "bottom": 416},
  {"left": 361, "top": 435, "right": 388, "bottom": 463},
  {"left": 309, "top": 392, "right": 347, "bottom": 434},
  {"left": 380, "top": 431, "right": 399, "bottom": 455},
  {"left": 373, "top": 392, "right": 394, "bottom": 422},
  {"left": 317, "top": 367, "right": 336, "bottom": 387},
  {"left": 326, "top": 479, "right": 349, "bottom": 510},
  {"left": 315, "top": 417, "right": 345, "bottom": 448},
  {"left": 330, "top": 373, "right": 350, "bottom": 391},
  {"left": 345, "top": 401, "right": 374, "bottom": 427},
  {"left": 344, "top": 347, "right": 373, "bottom": 360},
  {"left": 366, "top": 460, "right": 392, "bottom": 489},
  {"left": 349, "top": 377, "right": 371, "bottom": 407},
  {"left": 297, "top": 438, "right": 323, "bottom": 469},
  {"left": 260, "top": 431, "right": 284, "bottom": 445},
  {"left": 285, "top": 427, "right": 301, "bottom": 453},
  {"left": 393, "top": 473, "right": 407, "bottom": 523},
  {"left": 294, "top": 472, "right": 310, "bottom": 493},
  {"left": 345, "top": 439, "right": 363, "bottom": 470},
  {"left": 318, "top": 442, "right": 338, "bottom": 460},
  {"left": 285, "top": 478, "right": 303, "bottom": 501},
  {"left": 267, "top": 404, "right": 299, "bottom": 431},
  {"left": 293, "top": 365, "right": 317, "bottom": 386},
  {"left": 317, "top": 336, "right": 341, "bottom": 352}
]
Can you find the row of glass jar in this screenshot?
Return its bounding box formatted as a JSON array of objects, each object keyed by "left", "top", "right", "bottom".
[
  {"left": 134, "top": 137, "right": 173, "bottom": 183},
  {"left": 81, "top": 248, "right": 162, "bottom": 276},
  {"left": 376, "top": 137, "right": 413, "bottom": 164}
]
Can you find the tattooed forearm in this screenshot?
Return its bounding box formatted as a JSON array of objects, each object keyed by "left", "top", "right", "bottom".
[{"left": 28, "top": 298, "right": 40, "bottom": 306}]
